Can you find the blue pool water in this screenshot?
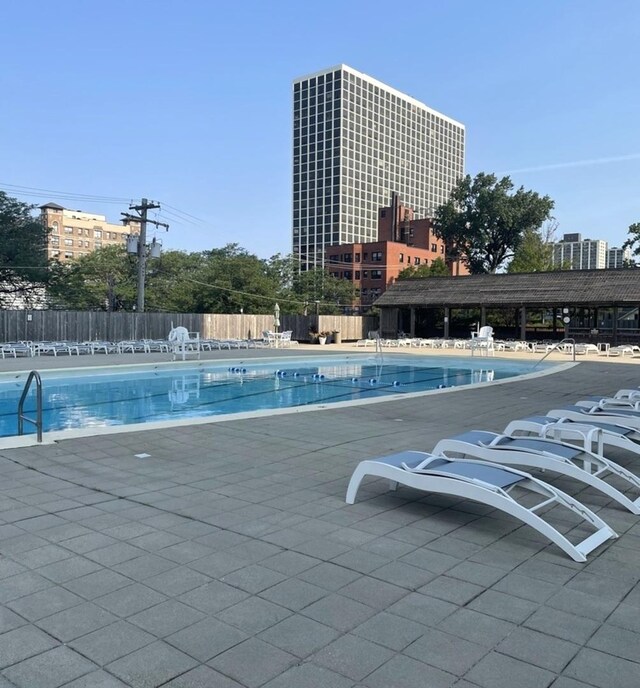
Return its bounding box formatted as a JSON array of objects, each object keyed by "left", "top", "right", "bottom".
[{"left": 0, "top": 355, "right": 547, "bottom": 438}]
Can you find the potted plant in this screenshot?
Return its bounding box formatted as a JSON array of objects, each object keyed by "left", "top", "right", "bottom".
[
  {"left": 319, "top": 331, "right": 331, "bottom": 345},
  {"left": 308, "top": 326, "right": 319, "bottom": 344}
]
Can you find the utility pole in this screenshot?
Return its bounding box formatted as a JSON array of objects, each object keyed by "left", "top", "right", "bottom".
[{"left": 122, "top": 199, "right": 169, "bottom": 312}]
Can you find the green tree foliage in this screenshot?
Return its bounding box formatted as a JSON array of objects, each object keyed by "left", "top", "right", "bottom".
[
  {"left": 0, "top": 191, "right": 51, "bottom": 306},
  {"left": 290, "top": 268, "right": 358, "bottom": 314},
  {"left": 507, "top": 228, "right": 555, "bottom": 273},
  {"left": 433, "top": 173, "right": 554, "bottom": 274},
  {"left": 397, "top": 257, "right": 450, "bottom": 280},
  {"left": 50, "top": 242, "right": 359, "bottom": 314},
  {"left": 622, "top": 222, "right": 640, "bottom": 266},
  {"left": 50, "top": 246, "right": 137, "bottom": 311}
]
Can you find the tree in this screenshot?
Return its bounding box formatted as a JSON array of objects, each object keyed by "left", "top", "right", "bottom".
[
  {"left": 507, "top": 228, "right": 554, "bottom": 273},
  {"left": 433, "top": 173, "right": 554, "bottom": 274},
  {"left": 0, "top": 191, "right": 51, "bottom": 307},
  {"left": 50, "top": 246, "right": 137, "bottom": 311},
  {"left": 290, "top": 268, "right": 358, "bottom": 314},
  {"left": 397, "top": 257, "right": 450, "bottom": 280},
  {"left": 622, "top": 222, "right": 640, "bottom": 266}
]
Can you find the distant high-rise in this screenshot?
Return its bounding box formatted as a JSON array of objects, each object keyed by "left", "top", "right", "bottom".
[
  {"left": 292, "top": 64, "right": 465, "bottom": 270},
  {"left": 552, "top": 233, "right": 608, "bottom": 270}
]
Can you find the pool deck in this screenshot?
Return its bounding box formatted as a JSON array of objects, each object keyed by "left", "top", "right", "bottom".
[{"left": 0, "top": 348, "right": 639, "bottom": 687}]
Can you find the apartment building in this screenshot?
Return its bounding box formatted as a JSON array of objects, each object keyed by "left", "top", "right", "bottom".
[
  {"left": 551, "top": 233, "right": 608, "bottom": 270},
  {"left": 607, "top": 245, "right": 632, "bottom": 269},
  {"left": 40, "top": 202, "right": 139, "bottom": 262},
  {"left": 325, "top": 195, "right": 467, "bottom": 310},
  {"left": 293, "top": 64, "right": 465, "bottom": 270}
]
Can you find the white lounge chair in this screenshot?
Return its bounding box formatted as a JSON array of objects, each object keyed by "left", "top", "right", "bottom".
[
  {"left": 470, "top": 326, "right": 495, "bottom": 357},
  {"left": 346, "top": 450, "right": 616, "bottom": 562},
  {"left": 168, "top": 326, "right": 201, "bottom": 361},
  {"left": 433, "top": 431, "right": 640, "bottom": 515},
  {"left": 548, "top": 405, "right": 640, "bottom": 431},
  {"left": 504, "top": 415, "right": 640, "bottom": 461}
]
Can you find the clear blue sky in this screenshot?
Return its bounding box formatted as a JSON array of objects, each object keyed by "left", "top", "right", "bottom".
[{"left": 1, "top": 0, "right": 638, "bottom": 257}]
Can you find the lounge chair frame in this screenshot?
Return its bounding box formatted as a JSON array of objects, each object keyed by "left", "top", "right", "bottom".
[
  {"left": 548, "top": 406, "right": 640, "bottom": 431},
  {"left": 505, "top": 416, "right": 640, "bottom": 461},
  {"left": 434, "top": 431, "right": 640, "bottom": 515},
  {"left": 346, "top": 450, "right": 616, "bottom": 562}
]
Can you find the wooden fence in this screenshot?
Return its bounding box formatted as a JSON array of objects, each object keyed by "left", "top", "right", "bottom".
[{"left": 0, "top": 311, "right": 378, "bottom": 344}]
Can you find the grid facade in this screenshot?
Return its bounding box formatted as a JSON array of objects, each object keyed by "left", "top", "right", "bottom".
[
  {"left": 607, "top": 246, "right": 631, "bottom": 269},
  {"left": 292, "top": 64, "right": 465, "bottom": 270},
  {"left": 552, "top": 237, "right": 608, "bottom": 270}
]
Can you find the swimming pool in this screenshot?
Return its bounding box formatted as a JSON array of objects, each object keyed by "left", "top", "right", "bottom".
[{"left": 0, "top": 354, "right": 556, "bottom": 440}]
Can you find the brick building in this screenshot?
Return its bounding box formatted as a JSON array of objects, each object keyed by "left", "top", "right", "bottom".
[{"left": 324, "top": 195, "right": 466, "bottom": 310}]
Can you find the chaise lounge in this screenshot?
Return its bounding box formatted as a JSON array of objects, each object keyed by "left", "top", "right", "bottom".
[
  {"left": 433, "top": 430, "right": 640, "bottom": 514},
  {"left": 504, "top": 415, "right": 640, "bottom": 460},
  {"left": 346, "top": 450, "right": 616, "bottom": 561}
]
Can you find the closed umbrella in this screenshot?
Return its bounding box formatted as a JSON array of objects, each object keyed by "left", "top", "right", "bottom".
[{"left": 274, "top": 303, "right": 280, "bottom": 333}]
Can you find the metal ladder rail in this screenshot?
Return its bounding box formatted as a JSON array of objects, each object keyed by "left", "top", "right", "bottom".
[
  {"left": 17, "top": 370, "right": 43, "bottom": 442},
  {"left": 532, "top": 338, "right": 576, "bottom": 369}
]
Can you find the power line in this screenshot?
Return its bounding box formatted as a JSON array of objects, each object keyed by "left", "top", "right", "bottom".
[{"left": 0, "top": 182, "right": 131, "bottom": 203}]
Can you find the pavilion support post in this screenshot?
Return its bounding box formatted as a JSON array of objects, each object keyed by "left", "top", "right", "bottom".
[
  {"left": 444, "top": 307, "right": 450, "bottom": 339},
  {"left": 552, "top": 307, "right": 557, "bottom": 336},
  {"left": 409, "top": 308, "right": 416, "bottom": 337},
  {"left": 612, "top": 305, "right": 618, "bottom": 346},
  {"left": 520, "top": 306, "right": 527, "bottom": 341},
  {"left": 480, "top": 306, "right": 487, "bottom": 327}
]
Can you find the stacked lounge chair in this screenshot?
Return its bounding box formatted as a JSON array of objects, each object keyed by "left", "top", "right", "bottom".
[{"left": 346, "top": 389, "right": 640, "bottom": 562}]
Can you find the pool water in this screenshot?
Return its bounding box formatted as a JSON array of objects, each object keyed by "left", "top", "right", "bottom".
[{"left": 0, "top": 355, "right": 546, "bottom": 438}]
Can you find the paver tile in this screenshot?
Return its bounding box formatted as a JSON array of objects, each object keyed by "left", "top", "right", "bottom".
[
  {"left": 93, "top": 582, "right": 167, "bottom": 617},
  {"left": 312, "top": 633, "right": 394, "bottom": 680},
  {"left": 0, "top": 625, "right": 58, "bottom": 668},
  {"left": 363, "top": 654, "right": 455, "bottom": 688},
  {"left": 106, "top": 640, "right": 198, "bottom": 688},
  {"left": 261, "top": 662, "right": 355, "bottom": 688},
  {"left": 208, "top": 637, "right": 296, "bottom": 688},
  {"left": 69, "top": 620, "right": 156, "bottom": 665},
  {"left": 163, "top": 665, "right": 245, "bottom": 687},
  {"left": 405, "top": 628, "right": 487, "bottom": 676},
  {"left": 165, "top": 616, "right": 247, "bottom": 661},
  {"left": 464, "top": 651, "right": 555, "bottom": 688},
  {"left": 352, "top": 611, "right": 426, "bottom": 651},
  {"left": 218, "top": 596, "right": 292, "bottom": 634},
  {"left": 302, "top": 594, "right": 376, "bottom": 632},
  {"left": 128, "top": 599, "right": 206, "bottom": 637},
  {"left": 497, "top": 627, "right": 580, "bottom": 672},
  {"left": 35, "top": 601, "right": 118, "bottom": 642},
  {"left": 2, "top": 645, "right": 96, "bottom": 688},
  {"left": 258, "top": 613, "right": 340, "bottom": 657}
]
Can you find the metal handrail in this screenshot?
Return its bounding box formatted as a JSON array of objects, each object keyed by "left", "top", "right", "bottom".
[
  {"left": 17, "top": 370, "right": 43, "bottom": 442},
  {"left": 532, "top": 338, "right": 576, "bottom": 369}
]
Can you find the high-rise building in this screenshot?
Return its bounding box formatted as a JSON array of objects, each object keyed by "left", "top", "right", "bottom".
[
  {"left": 607, "top": 246, "right": 632, "bottom": 268},
  {"left": 551, "top": 233, "right": 608, "bottom": 270},
  {"left": 40, "top": 203, "right": 139, "bottom": 262},
  {"left": 292, "top": 64, "right": 465, "bottom": 270}
]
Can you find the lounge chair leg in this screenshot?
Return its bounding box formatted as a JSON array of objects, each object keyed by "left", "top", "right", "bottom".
[{"left": 388, "top": 480, "right": 399, "bottom": 491}]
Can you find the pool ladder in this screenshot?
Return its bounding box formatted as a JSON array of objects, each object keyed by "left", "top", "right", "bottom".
[
  {"left": 17, "top": 370, "right": 43, "bottom": 443},
  {"left": 532, "top": 338, "right": 576, "bottom": 370}
]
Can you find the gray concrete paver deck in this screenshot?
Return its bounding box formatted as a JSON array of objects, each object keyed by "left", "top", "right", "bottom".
[{"left": 1, "top": 354, "right": 640, "bottom": 686}]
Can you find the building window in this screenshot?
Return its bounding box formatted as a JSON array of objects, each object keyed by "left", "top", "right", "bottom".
[
  {"left": 355, "top": 270, "right": 360, "bottom": 279},
  {"left": 329, "top": 254, "right": 338, "bottom": 263},
  {"left": 399, "top": 253, "right": 404, "bottom": 263},
  {"left": 342, "top": 253, "right": 352, "bottom": 262},
  {"left": 344, "top": 270, "right": 352, "bottom": 279},
  {"left": 355, "top": 253, "right": 360, "bottom": 262},
  {"left": 50, "top": 236, "right": 59, "bottom": 246},
  {"left": 371, "top": 270, "right": 382, "bottom": 279},
  {"left": 64, "top": 226, "right": 73, "bottom": 234},
  {"left": 64, "top": 251, "right": 74, "bottom": 259},
  {"left": 51, "top": 221, "right": 59, "bottom": 234},
  {"left": 77, "top": 228, "right": 83, "bottom": 235},
  {"left": 431, "top": 243, "right": 437, "bottom": 252},
  {"left": 363, "top": 270, "right": 368, "bottom": 277},
  {"left": 64, "top": 238, "right": 73, "bottom": 247},
  {"left": 414, "top": 257, "right": 420, "bottom": 265},
  {"left": 440, "top": 246, "right": 445, "bottom": 254},
  {"left": 372, "top": 251, "right": 383, "bottom": 261},
  {"left": 94, "top": 230, "right": 102, "bottom": 239},
  {"left": 363, "top": 252, "right": 368, "bottom": 260}
]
